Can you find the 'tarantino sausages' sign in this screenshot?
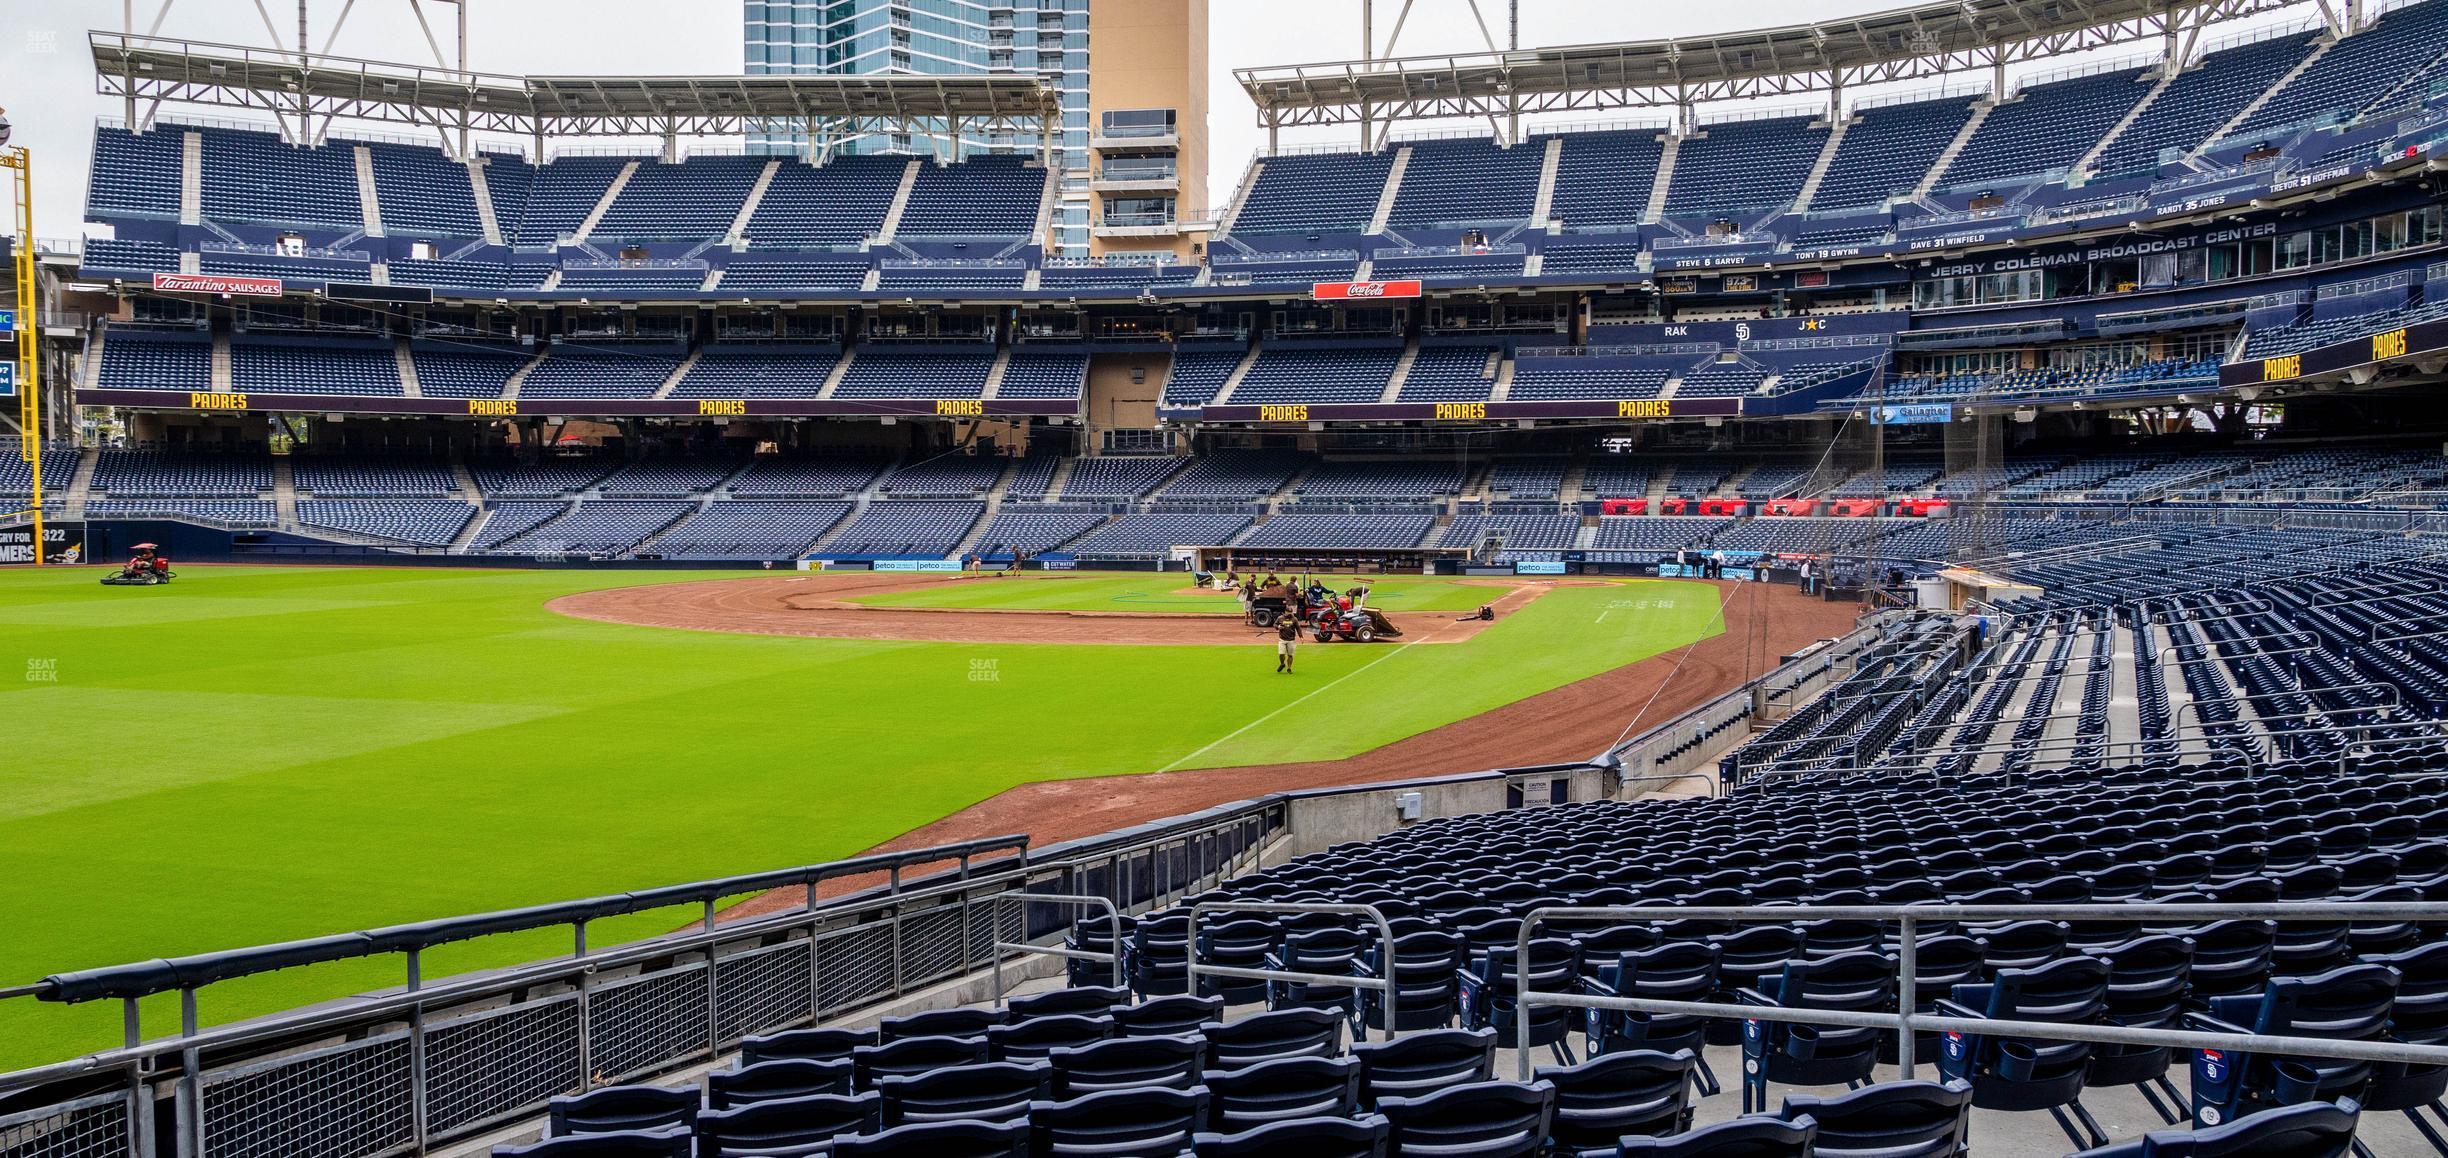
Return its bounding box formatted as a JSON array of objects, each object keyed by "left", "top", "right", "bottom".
[
  {"left": 1311, "top": 280, "right": 1423, "bottom": 300},
  {"left": 150, "top": 272, "right": 285, "bottom": 297}
]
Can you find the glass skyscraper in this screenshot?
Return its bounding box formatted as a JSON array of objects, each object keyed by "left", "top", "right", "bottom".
[{"left": 744, "top": 0, "right": 1093, "bottom": 254}]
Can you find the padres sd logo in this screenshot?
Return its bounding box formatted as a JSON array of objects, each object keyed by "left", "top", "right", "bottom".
[
  {"left": 934, "top": 399, "right": 986, "bottom": 416},
  {"left": 1434, "top": 402, "right": 1487, "bottom": 420},
  {"left": 1258, "top": 405, "right": 1310, "bottom": 422},
  {"left": 189, "top": 392, "right": 248, "bottom": 411},
  {"left": 1616, "top": 399, "right": 1670, "bottom": 418},
  {"left": 696, "top": 399, "right": 748, "bottom": 416},
  {"left": 467, "top": 399, "right": 519, "bottom": 416}
]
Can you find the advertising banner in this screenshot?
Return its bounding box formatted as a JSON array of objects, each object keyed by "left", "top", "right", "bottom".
[{"left": 0, "top": 521, "right": 85, "bottom": 565}]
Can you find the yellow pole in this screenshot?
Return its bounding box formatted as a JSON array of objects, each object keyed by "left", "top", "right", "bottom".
[{"left": 3, "top": 142, "right": 38, "bottom": 565}]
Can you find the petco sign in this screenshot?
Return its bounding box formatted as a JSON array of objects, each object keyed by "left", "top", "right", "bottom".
[
  {"left": 1311, "top": 280, "right": 1423, "bottom": 301},
  {"left": 151, "top": 272, "right": 285, "bottom": 297}
]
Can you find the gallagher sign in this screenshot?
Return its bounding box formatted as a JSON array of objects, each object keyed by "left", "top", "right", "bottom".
[
  {"left": 1312, "top": 280, "right": 1423, "bottom": 301},
  {"left": 151, "top": 272, "right": 285, "bottom": 297}
]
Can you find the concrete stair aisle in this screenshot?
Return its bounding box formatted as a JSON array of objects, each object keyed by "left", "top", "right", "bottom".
[
  {"left": 629, "top": 497, "right": 715, "bottom": 557},
  {"left": 81, "top": 325, "right": 107, "bottom": 390},
  {"left": 1040, "top": 455, "right": 1079, "bottom": 501},
  {"left": 982, "top": 347, "right": 1014, "bottom": 400},
  {"left": 727, "top": 160, "right": 781, "bottom": 243},
  {"left": 1210, "top": 342, "right": 1266, "bottom": 406},
  {"left": 877, "top": 160, "right": 924, "bottom": 242},
  {"left": 1365, "top": 147, "right": 1413, "bottom": 235},
  {"left": 1379, "top": 338, "right": 1421, "bottom": 402},
  {"left": 445, "top": 498, "right": 494, "bottom": 553},
  {"left": 1642, "top": 135, "right": 1679, "bottom": 222},
  {"left": 352, "top": 146, "right": 385, "bottom": 236},
  {"left": 211, "top": 332, "right": 233, "bottom": 390},
  {"left": 651, "top": 350, "right": 702, "bottom": 401},
  {"left": 450, "top": 461, "right": 485, "bottom": 504},
  {"left": 2074, "top": 67, "right": 2183, "bottom": 178},
  {"left": 395, "top": 341, "right": 423, "bottom": 398},
  {"left": 1029, "top": 166, "right": 1060, "bottom": 252},
  {"left": 1913, "top": 101, "right": 1993, "bottom": 198},
  {"left": 2201, "top": 40, "right": 2333, "bottom": 155},
  {"left": 1488, "top": 355, "right": 1517, "bottom": 402},
  {"left": 179, "top": 131, "right": 203, "bottom": 226},
  {"left": 467, "top": 156, "right": 505, "bottom": 245},
  {"left": 1528, "top": 136, "right": 1565, "bottom": 226},
  {"left": 806, "top": 497, "right": 871, "bottom": 553},
  {"left": 1717, "top": 461, "right": 1764, "bottom": 497},
  {"left": 1213, "top": 160, "right": 1266, "bottom": 238},
  {"left": 63, "top": 448, "right": 100, "bottom": 518},
  {"left": 502, "top": 350, "right": 548, "bottom": 400},
  {"left": 272, "top": 458, "right": 298, "bottom": 524},
  {"left": 1557, "top": 457, "right": 1589, "bottom": 502},
  {"left": 571, "top": 161, "right": 639, "bottom": 244},
  {"left": 1266, "top": 459, "right": 1319, "bottom": 512},
  {"left": 947, "top": 495, "right": 1004, "bottom": 560},
  {"left": 815, "top": 347, "right": 857, "bottom": 400},
  {"left": 1791, "top": 116, "right": 1852, "bottom": 213}
]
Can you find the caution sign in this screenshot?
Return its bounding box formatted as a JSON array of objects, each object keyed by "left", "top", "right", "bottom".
[{"left": 0, "top": 521, "right": 86, "bottom": 565}]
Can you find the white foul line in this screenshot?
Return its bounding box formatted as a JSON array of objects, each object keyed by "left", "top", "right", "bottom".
[{"left": 1156, "top": 618, "right": 1465, "bottom": 773}]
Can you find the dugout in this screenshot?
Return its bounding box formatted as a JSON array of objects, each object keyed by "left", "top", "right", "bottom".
[{"left": 1184, "top": 545, "right": 1474, "bottom": 575}]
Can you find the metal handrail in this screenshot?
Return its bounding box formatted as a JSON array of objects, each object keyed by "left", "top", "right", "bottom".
[
  {"left": 1186, "top": 901, "right": 1399, "bottom": 1035},
  {"left": 989, "top": 892, "right": 1123, "bottom": 997},
  {"left": 1514, "top": 902, "right": 2448, "bottom": 1082}
]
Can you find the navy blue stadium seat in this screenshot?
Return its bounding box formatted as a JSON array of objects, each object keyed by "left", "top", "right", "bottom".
[
  {"left": 829, "top": 1117, "right": 1032, "bottom": 1158},
  {"left": 1537, "top": 1049, "right": 1701, "bottom": 1151},
  {"left": 1046, "top": 1033, "right": 1202, "bottom": 1095},
  {"left": 2075, "top": 1098, "right": 2362, "bottom": 1157},
  {"left": 1191, "top": 1112, "right": 1390, "bottom": 1158},
  {"left": 690, "top": 1090, "right": 881, "bottom": 1157},
  {"left": 2187, "top": 963, "right": 2399, "bottom": 1128},
  {"left": 546, "top": 1085, "right": 698, "bottom": 1137},
  {"left": 1617, "top": 1115, "right": 1818, "bottom": 1156},
  {"left": 1780, "top": 1078, "right": 1973, "bottom": 1158},
  {"left": 1026, "top": 1084, "right": 1209, "bottom": 1158},
  {"left": 1377, "top": 1079, "right": 1557, "bottom": 1158},
  {"left": 875, "top": 1059, "right": 1049, "bottom": 1126},
  {"left": 1349, "top": 1027, "right": 1497, "bottom": 1107},
  {"left": 1203, "top": 1008, "right": 1343, "bottom": 1070},
  {"left": 708, "top": 1059, "right": 856, "bottom": 1109},
  {"left": 1738, "top": 950, "right": 1894, "bottom": 1113},
  {"left": 1203, "top": 1054, "right": 1362, "bottom": 1132}
]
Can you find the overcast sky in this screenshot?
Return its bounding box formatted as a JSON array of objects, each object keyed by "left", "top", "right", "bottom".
[{"left": 0, "top": 0, "right": 2314, "bottom": 239}]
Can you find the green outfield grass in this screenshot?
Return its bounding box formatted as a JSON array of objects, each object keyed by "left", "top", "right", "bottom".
[
  {"left": 845, "top": 573, "right": 1506, "bottom": 615},
  {"left": 0, "top": 566, "right": 1721, "bottom": 1068}
]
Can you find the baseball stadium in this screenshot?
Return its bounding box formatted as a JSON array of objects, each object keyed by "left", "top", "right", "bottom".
[{"left": 13, "top": 0, "right": 2448, "bottom": 1153}]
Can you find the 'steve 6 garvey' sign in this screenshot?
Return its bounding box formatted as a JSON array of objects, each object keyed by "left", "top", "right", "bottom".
[
  {"left": 151, "top": 272, "right": 285, "bottom": 297},
  {"left": 1311, "top": 280, "right": 1423, "bottom": 301}
]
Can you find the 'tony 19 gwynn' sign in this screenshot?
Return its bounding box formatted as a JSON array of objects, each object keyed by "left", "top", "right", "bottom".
[
  {"left": 151, "top": 272, "right": 286, "bottom": 297},
  {"left": 1312, "top": 280, "right": 1423, "bottom": 301}
]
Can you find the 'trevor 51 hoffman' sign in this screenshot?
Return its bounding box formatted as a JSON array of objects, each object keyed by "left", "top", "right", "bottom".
[
  {"left": 1311, "top": 280, "right": 1423, "bottom": 301},
  {"left": 150, "top": 272, "right": 285, "bottom": 297}
]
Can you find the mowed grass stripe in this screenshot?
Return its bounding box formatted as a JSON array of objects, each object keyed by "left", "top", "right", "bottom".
[{"left": 0, "top": 568, "right": 1715, "bottom": 1065}]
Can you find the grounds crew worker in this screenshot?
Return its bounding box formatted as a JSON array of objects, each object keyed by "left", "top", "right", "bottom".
[{"left": 1275, "top": 611, "right": 1300, "bottom": 674}]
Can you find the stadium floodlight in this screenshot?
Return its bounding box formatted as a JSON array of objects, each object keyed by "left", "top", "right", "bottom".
[{"left": 0, "top": 111, "right": 11, "bottom": 147}]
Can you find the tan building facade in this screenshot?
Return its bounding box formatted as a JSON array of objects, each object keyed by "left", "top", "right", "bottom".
[{"left": 1085, "top": 0, "right": 1210, "bottom": 260}]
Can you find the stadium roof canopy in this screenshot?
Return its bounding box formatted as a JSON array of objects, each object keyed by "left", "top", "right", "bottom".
[
  {"left": 1237, "top": 0, "right": 2313, "bottom": 138},
  {"left": 91, "top": 32, "right": 1061, "bottom": 153}
]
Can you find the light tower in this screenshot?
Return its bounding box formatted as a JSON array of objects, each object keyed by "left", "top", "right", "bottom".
[{"left": 0, "top": 109, "right": 41, "bottom": 566}]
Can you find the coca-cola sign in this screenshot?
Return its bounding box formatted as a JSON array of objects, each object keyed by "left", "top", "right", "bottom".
[
  {"left": 150, "top": 272, "right": 285, "bottom": 297},
  {"left": 1311, "top": 279, "right": 1423, "bottom": 301}
]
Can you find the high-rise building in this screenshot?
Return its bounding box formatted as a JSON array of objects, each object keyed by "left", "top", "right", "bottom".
[{"left": 743, "top": 0, "right": 1204, "bottom": 259}]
